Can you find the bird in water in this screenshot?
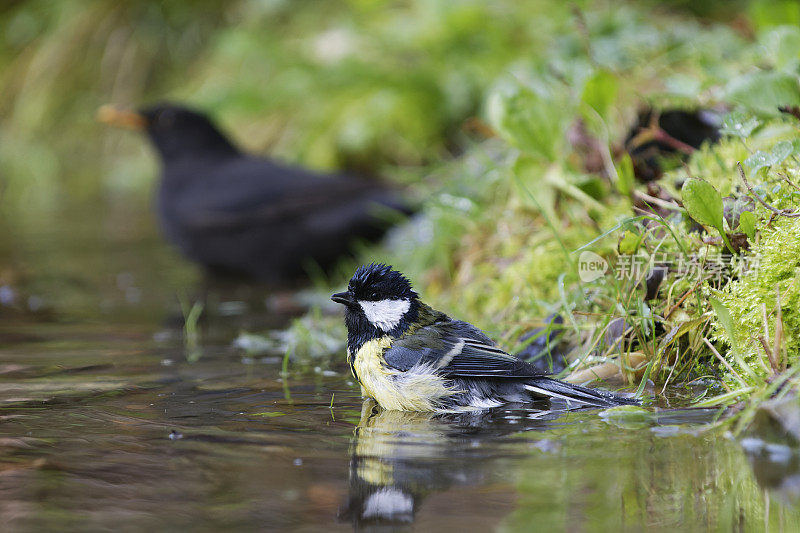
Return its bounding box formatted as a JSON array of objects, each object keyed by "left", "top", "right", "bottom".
[
  {"left": 331, "top": 263, "right": 639, "bottom": 411},
  {"left": 98, "top": 103, "right": 409, "bottom": 284}
]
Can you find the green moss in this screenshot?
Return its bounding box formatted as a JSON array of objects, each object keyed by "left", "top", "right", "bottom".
[{"left": 716, "top": 216, "right": 800, "bottom": 376}]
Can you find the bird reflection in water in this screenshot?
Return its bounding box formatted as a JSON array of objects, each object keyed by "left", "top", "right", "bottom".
[
  {"left": 744, "top": 438, "right": 800, "bottom": 503},
  {"left": 339, "top": 399, "right": 565, "bottom": 527}
]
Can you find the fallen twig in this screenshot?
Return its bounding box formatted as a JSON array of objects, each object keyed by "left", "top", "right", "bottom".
[
  {"left": 664, "top": 282, "right": 699, "bottom": 320},
  {"left": 704, "top": 337, "right": 747, "bottom": 387},
  {"left": 738, "top": 162, "right": 800, "bottom": 218},
  {"left": 782, "top": 176, "right": 800, "bottom": 193},
  {"left": 633, "top": 190, "right": 684, "bottom": 212}
]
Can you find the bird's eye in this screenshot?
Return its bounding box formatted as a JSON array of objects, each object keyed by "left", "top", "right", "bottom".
[
  {"left": 370, "top": 291, "right": 379, "bottom": 300},
  {"left": 156, "top": 110, "right": 175, "bottom": 127}
]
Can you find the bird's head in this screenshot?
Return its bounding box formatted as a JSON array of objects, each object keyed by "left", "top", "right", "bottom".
[
  {"left": 332, "top": 263, "right": 419, "bottom": 341},
  {"left": 98, "top": 102, "right": 238, "bottom": 162}
]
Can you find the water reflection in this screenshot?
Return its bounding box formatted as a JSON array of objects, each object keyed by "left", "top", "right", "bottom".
[
  {"left": 748, "top": 447, "right": 800, "bottom": 503},
  {"left": 341, "top": 399, "right": 564, "bottom": 527},
  {"left": 337, "top": 401, "right": 800, "bottom": 531}
]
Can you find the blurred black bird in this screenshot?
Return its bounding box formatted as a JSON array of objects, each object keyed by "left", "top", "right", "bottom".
[{"left": 99, "top": 103, "right": 410, "bottom": 283}]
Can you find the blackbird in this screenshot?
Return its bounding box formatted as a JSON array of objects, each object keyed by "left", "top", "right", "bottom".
[
  {"left": 99, "top": 103, "right": 410, "bottom": 283},
  {"left": 625, "top": 108, "right": 721, "bottom": 182}
]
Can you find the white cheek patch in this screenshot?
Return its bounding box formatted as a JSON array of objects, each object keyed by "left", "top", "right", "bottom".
[{"left": 359, "top": 298, "right": 411, "bottom": 331}]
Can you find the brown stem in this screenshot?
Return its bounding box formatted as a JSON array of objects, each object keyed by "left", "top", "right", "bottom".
[
  {"left": 758, "top": 335, "right": 779, "bottom": 373},
  {"left": 737, "top": 163, "right": 800, "bottom": 218},
  {"left": 652, "top": 128, "right": 696, "bottom": 155},
  {"left": 779, "top": 105, "right": 800, "bottom": 121}
]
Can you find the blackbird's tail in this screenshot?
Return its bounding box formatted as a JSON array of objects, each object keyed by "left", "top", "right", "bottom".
[{"left": 524, "top": 377, "right": 640, "bottom": 408}]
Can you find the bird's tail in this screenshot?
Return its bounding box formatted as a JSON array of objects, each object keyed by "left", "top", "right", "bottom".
[{"left": 524, "top": 377, "right": 640, "bottom": 408}]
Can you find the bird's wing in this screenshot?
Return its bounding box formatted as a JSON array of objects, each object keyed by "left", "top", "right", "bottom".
[
  {"left": 385, "top": 320, "right": 546, "bottom": 379},
  {"left": 171, "top": 158, "right": 404, "bottom": 231}
]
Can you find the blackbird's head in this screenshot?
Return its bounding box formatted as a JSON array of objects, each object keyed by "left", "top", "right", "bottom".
[
  {"left": 332, "top": 263, "right": 419, "bottom": 337},
  {"left": 138, "top": 103, "right": 240, "bottom": 161},
  {"left": 98, "top": 102, "right": 238, "bottom": 162}
]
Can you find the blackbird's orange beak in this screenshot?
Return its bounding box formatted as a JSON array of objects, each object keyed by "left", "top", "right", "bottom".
[{"left": 96, "top": 105, "right": 147, "bottom": 130}]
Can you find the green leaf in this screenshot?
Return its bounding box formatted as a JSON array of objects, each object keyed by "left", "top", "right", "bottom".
[
  {"left": 487, "top": 81, "right": 570, "bottom": 161},
  {"left": 739, "top": 211, "right": 756, "bottom": 240},
  {"left": 726, "top": 70, "right": 800, "bottom": 116},
  {"left": 581, "top": 69, "right": 618, "bottom": 120},
  {"left": 681, "top": 178, "right": 735, "bottom": 253},
  {"left": 616, "top": 153, "right": 634, "bottom": 196},
  {"left": 618, "top": 230, "right": 641, "bottom": 255},
  {"left": 719, "top": 111, "right": 760, "bottom": 138},
  {"left": 710, "top": 297, "right": 758, "bottom": 381},
  {"left": 709, "top": 298, "right": 738, "bottom": 358},
  {"left": 681, "top": 178, "right": 724, "bottom": 228},
  {"left": 658, "top": 317, "right": 709, "bottom": 353},
  {"left": 761, "top": 25, "right": 800, "bottom": 71},
  {"left": 771, "top": 140, "right": 794, "bottom": 164},
  {"left": 744, "top": 140, "right": 794, "bottom": 172},
  {"left": 745, "top": 151, "right": 773, "bottom": 173}
]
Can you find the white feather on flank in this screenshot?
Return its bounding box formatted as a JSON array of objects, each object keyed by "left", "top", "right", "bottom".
[
  {"left": 467, "top": 397, "right": 504, "bottom": 409},
  {"left": 524, "top": 384, "right": 593, "bottom": 406},
  {"left": 359, "top": 298, "right": 411, "bottom": 331}
]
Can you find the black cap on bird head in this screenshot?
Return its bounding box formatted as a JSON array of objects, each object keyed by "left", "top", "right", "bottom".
[
  {"left": 332, "top": 264, "right": 420, "bottom": 345},
  {"left": 332, "top": 263, "right": 417, "bottom": 306},
  {"left": 137, "top": 102, "right": 239, "bottom": 161}
]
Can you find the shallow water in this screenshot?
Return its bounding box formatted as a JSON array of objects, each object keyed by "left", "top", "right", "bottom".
[{"left": 3, "top": 209, "right": 800, "bottom": 531}]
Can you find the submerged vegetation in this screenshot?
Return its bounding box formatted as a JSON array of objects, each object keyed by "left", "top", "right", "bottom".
[{"left": 4, "top": 0, "right": 800, "bottom": 425}]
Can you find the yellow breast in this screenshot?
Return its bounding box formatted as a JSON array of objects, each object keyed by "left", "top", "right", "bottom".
[{"left": 351, "top": 337, "right": 456, "bottom": 412}]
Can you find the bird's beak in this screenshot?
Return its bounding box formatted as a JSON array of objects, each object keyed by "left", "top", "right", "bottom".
[
  {"left": 96, "top": 105, "right": 147, "bottom": 130},
  {"left": 331, "top": 291, "right": 356, "bottom": 306}
]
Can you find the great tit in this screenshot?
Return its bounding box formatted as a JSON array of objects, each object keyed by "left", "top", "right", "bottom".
[
  {"left": 99, "top": 103, "right": 409, "bottom": 284},
  {"left": 331, "top": 263, "right": 639, "bottom": 412}
]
